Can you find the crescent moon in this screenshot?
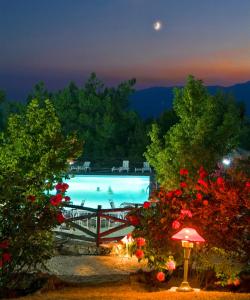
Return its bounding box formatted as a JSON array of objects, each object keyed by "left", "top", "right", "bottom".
[{"left": 153, "top": 21, "right": 162, "bottom": 31}]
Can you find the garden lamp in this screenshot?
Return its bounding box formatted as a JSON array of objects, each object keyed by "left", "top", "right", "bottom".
[
  {"left": 121, "top": 233, "right": 133, "bottom": 257},
  {"left": 172, "top": 227, "right": 205, "bottom": 292}
]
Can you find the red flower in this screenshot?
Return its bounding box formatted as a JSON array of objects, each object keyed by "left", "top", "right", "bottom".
[
  {"left": 174, "top": 189, "right": 182, "bottom": 197},
  {"left": 0, "top": 259, "right": 2, "bottom": 268},
  {"left": 50, "top": 194, "right": 63, "bottom": 206},
  {"left": 197, "top": 179, "right": 208, "bottom": 189},
  {"left": 156, "top": 271, "right": 165, "bottom": 282},
  {"left": 127, "top": 233, "right": 132, "bottom": 239},
  {"left": 2, "top": 253, "right": 11, "bottom": 263},
  {"left": 196, "top": 193, "right": 203, "bottom": 201},
  {"left": 216, "top": 177, "right": 225, "bottom": 186},
  {"left": 56, "top": 212, "right": 65, "bottom": 224},
  {"left": 27, "top": 195, "right": 36, "bottom": 202},
  {"left": 203, "top": 200, "right": 208, "bottom": 206},
  {"left": 143, "top": 201, "right": 151, "bottom": 209},
  {"left": 181, "top": 209, "right": 192, "bottom": 218},
  {"left": 166, "top": 191, "right": 174, "bottom": 198},
  {"left": 127, "top": 215, "right": 140, "bottom": 226},
  {"left": 198, "top": 166, "right": 208, "bottom": 179},
  {"left": 245, "top": 182, "right": 250, "bottom": 188},
  {"left": 0, "top": 240, "right": 9, "bottom": 249},
  {"left": 195, "top": 184, "right": 202, "bottom": 191},
  {"left": 180, "top": 182, "right": 187, "bottom": 188},
  {"left": 55, "top": 183, "right": 69, "bottom": 192},
  {"left": 136, "top": 237, "right": 146, "bottom": 248},
  {"left": 135, "top": 249, "right": 144, "bottom": 259},
  {"left": 64, "top": 196, "right": 71, "bottom": 202},
  {"left": 233, "top": 278, "right": 240, "bottom": 286},
  {"left": 55, "top": 183, "right": 63, "bottom": 190},
  {"left": 180, "top": 168, "right": 188, "bottom": 176},
  {"left": 172, "top": 220, "right": 181, "bottom": 229}
]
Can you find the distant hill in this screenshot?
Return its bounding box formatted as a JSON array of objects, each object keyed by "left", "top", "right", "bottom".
[{"left": 130, "top": 81, "right": 250, "bottom": 118}]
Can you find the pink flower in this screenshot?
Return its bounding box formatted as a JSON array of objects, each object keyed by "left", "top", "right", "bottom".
[
  {"left": 135, "top": 249, "right": 144, "bottom": 259},
  {"left": 180, "top": 169, "right": 188, "bottom": 176},
  {"left": 136, "top": 237, "right": 146, "bottom": 248},
  {"left": 156, "top": 271, "right": 165, "bottom": 282},
  {"left": 166, "top": 260, "right": 176, "bottom": 271},
  {"left": 245, "top": 182, "right": 250, "bottom": 188},
  {"left": 181, "top": 209, "right": 192, "bottom": 218},
  {"left": 180, "top": 182, "right": 187, "bottom": 188},
  {"left": 56, "top": 212, "right": 65, "bottom": 224},
  {"left": 0, "top": 240, "right": 9, "bottom": 249},
  {"left": 172, "top": 220, "right": 181, "bottom": 229},
  {"left": 143, "top": 201, "right": 151, "bottom": 208}
]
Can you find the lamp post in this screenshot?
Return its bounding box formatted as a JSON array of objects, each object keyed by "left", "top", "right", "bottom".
[{"left": 171, "top": 227, "right": 205, "bottom": 292}]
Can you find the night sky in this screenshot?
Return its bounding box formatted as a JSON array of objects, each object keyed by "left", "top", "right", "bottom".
[{"left": 1, "top": 0, "right": 250, "bottom": 100}]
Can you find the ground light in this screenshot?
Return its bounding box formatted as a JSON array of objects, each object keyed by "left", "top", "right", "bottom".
[
  {"left": 121, "top": 233, "right": 133, "bottom": 257},
  {"left": 171, "top": 227, "right": 205, "bottom": 292}
]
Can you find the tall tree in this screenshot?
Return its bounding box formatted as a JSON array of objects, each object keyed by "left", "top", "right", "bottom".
[
  {"left": 51, "top": 74, "right": 141, "bottom": 164},
  {"left": 26, "top": 81, "right": 51, "bottom": 105},
  {"left": 145, "top": 75, "right": 243, "bottom": 188}
]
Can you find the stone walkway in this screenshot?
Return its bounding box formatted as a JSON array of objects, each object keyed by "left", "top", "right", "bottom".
[{"left": 44, "top": 255, "right": 147, "bottom": 283}]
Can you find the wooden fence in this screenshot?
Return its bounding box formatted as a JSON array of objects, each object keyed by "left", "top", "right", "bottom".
[{"left": 54, "top": 203, "right": 139, "bottom": 247}]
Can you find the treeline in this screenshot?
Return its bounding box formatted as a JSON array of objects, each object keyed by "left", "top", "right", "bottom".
[
  {"left": 0, "top": 74, "right": 159, "bottom": 166},
  {"left": 0, "top": 74, "right": 250, "bottom": 168}
]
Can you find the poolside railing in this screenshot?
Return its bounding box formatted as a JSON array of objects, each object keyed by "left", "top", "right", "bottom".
[{"left": 54, "top": 203, "right": 140, "bottom": 247}]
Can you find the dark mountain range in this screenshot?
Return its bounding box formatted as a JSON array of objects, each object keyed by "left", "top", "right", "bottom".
[{"left": 130, "top": 81, "right": 250, "bottom": 119}]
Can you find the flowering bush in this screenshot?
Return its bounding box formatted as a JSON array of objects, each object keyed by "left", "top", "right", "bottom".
[
  {"left": 0, "top": 99, "right": 82, "bottom": 290},
  {"left": 126, "top": 163, "right": 250, "bottom": 284},
  {"left": 0, "top": 182, "right": 71, "bottom": 288}
]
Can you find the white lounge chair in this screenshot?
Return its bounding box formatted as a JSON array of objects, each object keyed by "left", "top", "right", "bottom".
[
  {"left": 142, "top": 162, "right": 151, "bottom": 173},
  {"left": 69, "top": 164, "right": 78, "bottom": 172},
  {"left": 119, "top": 160, "right": 129, "bottom": 172},
  {"left": 79, "top": 161, "right": 91, "bottom": 172}
]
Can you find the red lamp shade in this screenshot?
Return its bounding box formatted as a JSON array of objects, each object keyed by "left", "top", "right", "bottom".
[{"left": 172, "top": 227, "right": 205, "bottom": 242}]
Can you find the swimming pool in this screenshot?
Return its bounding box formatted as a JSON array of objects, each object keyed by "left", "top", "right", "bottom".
[{"left": 62, "top": 175, "right": 150, "bottom": 208}]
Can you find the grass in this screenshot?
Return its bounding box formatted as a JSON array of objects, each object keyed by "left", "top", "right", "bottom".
[{"left": 17, "top": 282, "right": 250, "bottom": 300}]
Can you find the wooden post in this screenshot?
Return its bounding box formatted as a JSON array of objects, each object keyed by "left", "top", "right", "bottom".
[{"left": 96, "top": 205, "right": 102, "bottom": 247}]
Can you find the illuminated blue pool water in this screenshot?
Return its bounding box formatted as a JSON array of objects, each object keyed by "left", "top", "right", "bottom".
[{"left": 63, "top": 175, "right": 150, "bottom": 208}]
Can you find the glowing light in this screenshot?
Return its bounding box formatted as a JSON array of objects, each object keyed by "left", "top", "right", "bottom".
[
  {"left": 153, "top": 21, "right": 162, "bottom": 31},
  {"left": 172, "top": 227, "right": 205, "bottom": 242},
  {"left": 222, "top": 158, "right": 231, "bottom": 166},
  {"left": 171, "top": 228, "right": 205, "bottom": 292}
]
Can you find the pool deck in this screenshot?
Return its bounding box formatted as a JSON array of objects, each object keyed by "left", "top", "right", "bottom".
[{"left": 69, "top": 168, "right": 153, "bottom": 176}]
